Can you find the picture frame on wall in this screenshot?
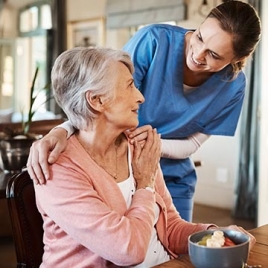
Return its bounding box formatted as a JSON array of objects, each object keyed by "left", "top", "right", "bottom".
[{"left": 67, "top": 17, "right": 105, "bottom": 49}]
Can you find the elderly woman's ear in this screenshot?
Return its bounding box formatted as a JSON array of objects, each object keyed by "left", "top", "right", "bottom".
[{"left": 85, "top": 91, "right": 104, "bottom": 112}]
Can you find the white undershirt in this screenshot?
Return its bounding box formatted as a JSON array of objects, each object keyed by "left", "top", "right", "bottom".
[
  {"left": 183, "top": 83, "right": 197, "bottom": 94},
  {"left": 117, "top": 147, "right": 170, "bottom": 267}
]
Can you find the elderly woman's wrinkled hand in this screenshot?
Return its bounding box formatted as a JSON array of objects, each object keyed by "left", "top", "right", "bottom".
[
  {"left": 131, "top": 128, "right": 161, "bottom": 189},
  {"left": 127, "top": 125, "right": 153, "bottom": 148},
  {"left": 226, "top": 225, "right": 256, "bottom": 250},
  {"left": 208, "top": 225, "right": 256, "bottom": 251}
]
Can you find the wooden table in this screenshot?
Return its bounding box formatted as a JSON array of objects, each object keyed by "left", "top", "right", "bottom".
[{"left": 153, "top": 224, "right": 268, "bottom": 267}]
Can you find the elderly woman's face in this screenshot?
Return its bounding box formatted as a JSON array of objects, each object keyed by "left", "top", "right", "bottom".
[
  {"left": 186, "top": 17, "right": 236, "bottom": 73},
  {"left": 103, "top": 62, "right": 144, "bottom": 130}
]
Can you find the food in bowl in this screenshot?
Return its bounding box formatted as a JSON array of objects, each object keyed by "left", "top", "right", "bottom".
[
  {"left": 198, "top": 230, "right": 236, "bottom": 247},
  {"left": 188, "top": 229, "right": 250, "bottom": 268}
]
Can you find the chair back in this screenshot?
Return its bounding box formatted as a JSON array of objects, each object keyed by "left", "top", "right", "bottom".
[{"left": 6, "top": 170, "right": 44, "bottom": 268}]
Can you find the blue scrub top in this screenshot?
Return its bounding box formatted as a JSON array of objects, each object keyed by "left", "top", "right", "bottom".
[{"left": 123, "top": 24, "right": 245, "bottom": 196}]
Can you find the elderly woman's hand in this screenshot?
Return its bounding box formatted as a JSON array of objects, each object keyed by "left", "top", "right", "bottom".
[
  {"left": 127, "top": 125, "right": 153, "bottom": 148},
  {"left": 132, "top": 128, "right": 161, "bottom": 189},
  {"left": 226, "top": 225, "right": 256, "bottom": 250},
  {"left": 208, "top": 225, "right": 256, "bottom": 251}
]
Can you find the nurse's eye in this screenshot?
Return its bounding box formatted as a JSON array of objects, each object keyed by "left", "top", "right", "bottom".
[
  {"left": 196, "top": 33, "right": 203, "bottom": 42},
  {"left": 209, "top": 51, "right": 220, "bottom": 60}
]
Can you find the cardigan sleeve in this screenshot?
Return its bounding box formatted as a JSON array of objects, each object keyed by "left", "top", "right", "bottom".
[{"left": 153, "top": 166, "right": 216, "bottom": 256}]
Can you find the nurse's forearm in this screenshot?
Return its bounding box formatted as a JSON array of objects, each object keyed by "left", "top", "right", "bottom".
[
  {"left": 54, "top": 120, "right": 75, "bottom": 139},
  {"left": 161, "top": 132, "right": 210, "bottom": 159}
]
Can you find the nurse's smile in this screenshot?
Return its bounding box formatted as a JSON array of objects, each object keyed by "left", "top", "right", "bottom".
[{"left": 191, "top": 54, "right": 204, "bottom": 66}]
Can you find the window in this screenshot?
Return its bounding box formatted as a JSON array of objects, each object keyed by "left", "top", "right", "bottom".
[
  {"left": 0, "top": 40, "right": 14, "bottom": 111},
  {"left": 15, "top": 0, "right": 53, "bottom": 121},
  {"left": 19, "top": 1, "right": 52, "bottom": 34},
  {"left": 19, "top": 6, "right": 39, "bottom": 32}
]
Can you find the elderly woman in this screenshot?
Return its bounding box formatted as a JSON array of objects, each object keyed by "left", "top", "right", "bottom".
[{"left": 34, "top": 47, "right": 255, "bottom": 268}]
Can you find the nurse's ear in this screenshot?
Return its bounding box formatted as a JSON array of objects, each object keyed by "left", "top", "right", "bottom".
[
  {"left": 85, "top": 91, "right": 105, "bottom": 112},
  {"left": 231, "top": 56, "right": 247, "bottom": 71}
]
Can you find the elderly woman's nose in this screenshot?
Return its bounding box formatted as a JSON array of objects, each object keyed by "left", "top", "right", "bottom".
[{"left": 135, "top": 87, "right": 145, "bottom": 103}]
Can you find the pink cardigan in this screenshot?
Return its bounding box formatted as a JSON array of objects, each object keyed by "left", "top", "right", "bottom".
[{"left": 34, "top": 136, "right": 213, "bottom": 268}]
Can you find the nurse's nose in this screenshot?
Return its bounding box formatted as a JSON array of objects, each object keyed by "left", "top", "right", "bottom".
[{"left": 194, "top": 45, "right": 206, "bottom": 61}]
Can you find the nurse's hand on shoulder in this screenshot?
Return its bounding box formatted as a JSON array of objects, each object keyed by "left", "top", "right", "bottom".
[{"left": 27, "top": 127, "right": 68, "bottom": 185}]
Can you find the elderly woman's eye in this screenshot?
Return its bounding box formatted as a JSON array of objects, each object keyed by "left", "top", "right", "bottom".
[{"left": 129, "top": 81, "right": 134, "bottom": 88}]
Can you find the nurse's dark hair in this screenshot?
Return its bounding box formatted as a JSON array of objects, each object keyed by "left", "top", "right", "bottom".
[{"left": 207, "top": 0, "right": 261, "bottom": 78}]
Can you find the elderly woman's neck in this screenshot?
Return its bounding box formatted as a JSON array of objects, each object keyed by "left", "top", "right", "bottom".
[{"left": 76, "top": 131, "right": 127, "bottom": 157}]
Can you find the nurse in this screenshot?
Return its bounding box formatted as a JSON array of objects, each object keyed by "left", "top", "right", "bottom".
[{"left": 27, "top": 1, "right": 261, "bottom": 221}]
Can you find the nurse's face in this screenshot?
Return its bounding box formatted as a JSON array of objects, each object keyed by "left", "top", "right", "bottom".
[{"left": 186, "top": 18, "right": 236, "bottom": 74}]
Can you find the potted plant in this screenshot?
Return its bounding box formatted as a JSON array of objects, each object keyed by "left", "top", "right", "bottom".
[{"left": 0, "top": 67, "right": 49, "bottom": 173}]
